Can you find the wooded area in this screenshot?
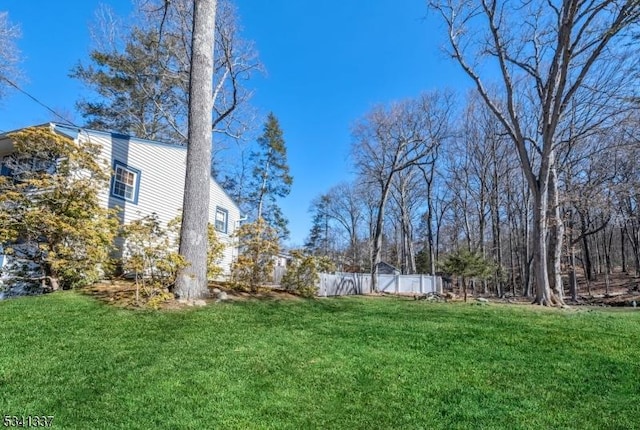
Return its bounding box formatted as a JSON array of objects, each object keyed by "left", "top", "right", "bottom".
[{"left": 306, "top": 0, "right": 640, "bottom": 304}]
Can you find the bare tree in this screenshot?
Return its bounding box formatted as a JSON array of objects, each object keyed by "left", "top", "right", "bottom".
[
  {"left": 352, "top": 91, "right": 452, "bottom": 290},
  {"left": 0, "top": 11, "right": 21, "bottom": 99},
  {"left": 174, "top": 0, "right": 217, "bottom": 300},
  {"left": 325, "top": 182, "right": 366, "bottom": 270},
  {"left": 429, "top": 0, "right": 640, "bottom": 305}
]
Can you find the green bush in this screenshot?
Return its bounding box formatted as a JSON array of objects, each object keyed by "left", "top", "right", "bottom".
[
  {"left": 281, "top": 251, "right": 335, "bottom": 297},
  {"left": 230, "top": 219, "right": 279, "bottom": 292},
  {"left": 121, "top": 214, "right": 225, "bottom": 307}
]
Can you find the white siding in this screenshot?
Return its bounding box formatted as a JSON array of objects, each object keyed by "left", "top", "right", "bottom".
[{"left": 70, "top": 128, "right": 240, "bottom": 275}]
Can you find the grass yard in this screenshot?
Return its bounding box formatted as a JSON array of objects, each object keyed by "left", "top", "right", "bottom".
[{"left": 1, "top": 292, "right": 639, "bottom": 429}]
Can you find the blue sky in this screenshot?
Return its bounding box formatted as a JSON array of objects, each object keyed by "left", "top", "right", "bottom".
[{"left": 0, "top": 1, "right": 470, "bottom": 246}]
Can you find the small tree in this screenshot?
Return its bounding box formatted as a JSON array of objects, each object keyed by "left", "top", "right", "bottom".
[
  {"left": 206, "top": 224, "right": 226, "bottom": 280},
  {"left": 0, "top": 126, "right": 118, "bottom": 292},
  {"left": 248, "top": 113, "right": 293, "bottom": 239},
  {"left": 122, "top": 214, "right": 225, "bottom": 306},
  {"left": 281, "top": 250, "right": 335, "bottom": 298},
  {"left": 230, "top": 218, "right": 279, "bottom": 292},
  {"left": 440, "top": 249, "right": 493, "bottom": 302},
  {"left": 122, "top": 214, "right": 185, "bottom": 306}
]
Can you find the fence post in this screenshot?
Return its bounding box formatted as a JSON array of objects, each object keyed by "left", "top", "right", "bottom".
[
  {"left": 420, "top": 275, "right": 424, "bottom": 294},
  {"left": 395, "top": 274, "right": 399, "bottom": 294}
]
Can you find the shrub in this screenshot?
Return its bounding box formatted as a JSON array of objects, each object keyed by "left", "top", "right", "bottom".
[
  {"left": 281, "top": 250, "right": 335, "bottom": 297},
  {"left": 121, "top": 214, "right": 225, "bottom": 307},
  {"left": 121, "top": 214, "right": 184, "bottom": 307},
  {"left": 0, "top": 126, "right": 118, "bottom": 293},
  {"left": 230, "top": 218, "right": 279, "bottom": 292}
]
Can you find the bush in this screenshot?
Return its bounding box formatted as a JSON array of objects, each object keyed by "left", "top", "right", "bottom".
[
  {"left": 0, "top": 126, "right": 118, "bottom": 293},
  {"left": 230, "top": 219, "right": 279, "bottom": 292},
  {"left": 281, "top": 251, "right": 335, "bottom": 298},
  {"left": 121, "top": 214, "right": 184, "bottom": 307},
  {"left": 121, "top": 214, "right": 225, "bottom": 307}
]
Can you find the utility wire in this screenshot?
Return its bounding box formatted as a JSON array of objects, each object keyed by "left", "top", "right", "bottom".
[{"left": 0, "top": 76, "right": 77, "bottom": 127}]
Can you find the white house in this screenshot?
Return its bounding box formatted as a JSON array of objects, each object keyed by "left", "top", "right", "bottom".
[{"left": 0, "top": 123, "right": 241, "bottom": 275}]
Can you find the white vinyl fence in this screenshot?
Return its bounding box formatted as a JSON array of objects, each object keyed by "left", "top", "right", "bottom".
[{"left": 317, "top": 272, "right": 442, "bottom": 297}]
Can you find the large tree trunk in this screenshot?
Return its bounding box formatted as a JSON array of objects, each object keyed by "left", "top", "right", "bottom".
[
  {"left": 532, "top": 191, "right": 551, "bottom": 305},
  {"left": 547, "top": 166, "right": 565, "bottom": 304},
  {"left": 531, "top": 181, "right": 562, "bottom": 306},
  {"left": 175, "top": 0, "right": 217, "bottom": 300},
  {"left": 621, "top": 227, "right": 627, "bottom": 273},
  {"left": 370, "top": 182, "right": 392, "bottom": 292}
]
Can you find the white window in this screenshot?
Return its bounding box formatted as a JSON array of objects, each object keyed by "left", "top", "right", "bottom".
[
  {"left": 215, "top": 207, "right": 228, "bottom": 233},
  {"left": 111, "top": 161, "right": 140, "bottom": 203}
]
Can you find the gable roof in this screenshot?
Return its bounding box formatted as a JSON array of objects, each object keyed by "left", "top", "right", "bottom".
[{"left": 1, "top": 123, "right": 241, "bottom": 213}]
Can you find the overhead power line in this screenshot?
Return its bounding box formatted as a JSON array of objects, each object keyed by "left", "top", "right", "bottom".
[{"left": 0, "top": 75, "right": 77, "bottom": 127}]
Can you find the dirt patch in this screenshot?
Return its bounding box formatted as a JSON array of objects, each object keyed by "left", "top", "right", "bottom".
[
  {"left": 440, "top": 271, "right": 640, "bottom": 308},
  {"left": 565, "top": 272, "right": 640, "bottom": 307},
  {"left": 83, "top": 272, "right": 640, "bottom": 310},
  {"left": 82, "top": 281, "right": 139, "bottom": 308},
  {"left": 81, "top": 280, "right": 304, "bottom": 310}
]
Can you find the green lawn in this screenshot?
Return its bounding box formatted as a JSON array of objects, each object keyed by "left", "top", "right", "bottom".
[{"left": 1, "top": 292, "right": 639, "bottom": 429}]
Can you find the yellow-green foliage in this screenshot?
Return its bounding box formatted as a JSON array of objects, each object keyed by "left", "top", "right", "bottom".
[
  {"left": 167, "top": 216, "right": 225, "bottom": 280},
  {"left": 122, "top": 214, "right": 225, "bottom": 307},
  {"left": 230, "top": 218, "right": 279, "bottom": 292},
  {"left": 144, "top": 290, "right": 175, "bottom": 310},
  {"left": 207, "top": 224, "right": 225, "bottom": 279},
  {"left": 281, "top": 250, "right": 336, "bottom": 297},
  {"left": 0, "top": 126, "right": 118, "bottom": 290},
  {"left": 121, "top": 214, "right": 185, "bottom": 304}
]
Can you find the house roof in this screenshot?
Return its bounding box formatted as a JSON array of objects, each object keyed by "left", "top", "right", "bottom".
[
  {"left": 0, "top": 123, "right": 242, "bottom": 213},
  {"left": 376, "top": 261, "right": 400, "bottom": 273}
]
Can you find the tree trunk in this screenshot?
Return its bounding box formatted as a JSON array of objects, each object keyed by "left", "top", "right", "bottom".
[
  {"left": 621, "top": 227, "right": 627, "bottom": 273},
  {"left": 594, "top": 236, "right": 602, "bottom": 276},
  {"left": 569, "top": 246, "right": 578, "bottom": 302},
  {"left": 426, "top": 199, "right": 436, "bottom": 275},
  {"left": 531, "top": 186, "right": 562, "bottom": 306},
  {"left": 580, "top": 212, "right": 593, "bottom": 281},
  {"left": 175, "top": 0, "right": 217, "bottom": 300},
  {"left": 256, "top": 159, "right": 270, "bottom": 220},
  {"left": 370, "top": 182, "right": 392, "bottom": 292},
  {"left": 462, "top": 276, "right": 467, "bottom": 302},
  {"left": 547, "top": 166, "right": 565, "bottom": 303}
]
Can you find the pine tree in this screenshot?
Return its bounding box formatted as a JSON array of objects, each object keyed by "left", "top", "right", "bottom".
[
  {"left": 249, "top": 113, "right": 293, "bottom": 240},
  {"left": 71, "top": 0, "right": 259, "bottom": 144},
  {"left": 305, "top": 194, "right": 330, "bottom": 255},
  {"left": 71, "top": 27, "right": 188, "bottom": 143}
]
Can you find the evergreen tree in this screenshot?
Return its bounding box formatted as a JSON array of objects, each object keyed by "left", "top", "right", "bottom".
[
  {"left": 249, "top": 112, "right": 293, "bottom": 240},
  {"left": 71, "top": 0, "right": 259, "bottom": 144},
  {"left": 305, "top": 194, "right": 331, "bottom": 255},
  {"left": 71, "top": 27, "right": 188, "bottom": 143},
  {"left": 440, "top": 249, "right": 494, "bottom": 302}
]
